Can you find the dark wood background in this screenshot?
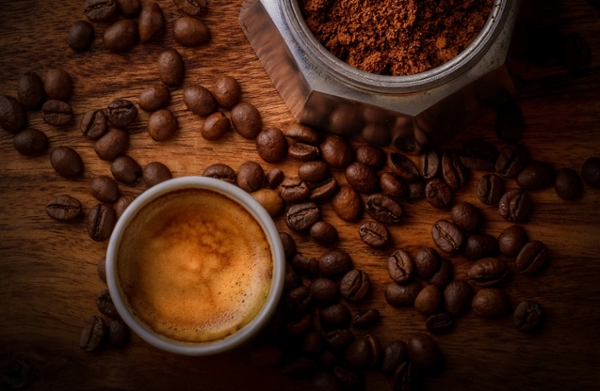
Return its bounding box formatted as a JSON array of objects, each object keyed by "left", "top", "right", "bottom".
[{"left": 1, "top": 1, "right": 599, "bottom": 390}]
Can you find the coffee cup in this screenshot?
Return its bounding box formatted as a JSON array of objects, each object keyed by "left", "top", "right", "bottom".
[{"left": 105, "top": 176, "right": 285, "bottom": 355}]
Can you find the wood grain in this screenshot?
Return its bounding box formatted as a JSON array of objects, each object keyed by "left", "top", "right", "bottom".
[{"left": 1, "top": 1, "right": 599, "bottom": 390}]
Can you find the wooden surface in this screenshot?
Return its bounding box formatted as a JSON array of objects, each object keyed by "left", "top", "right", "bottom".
[{"left": 1, "top": 1, "right": 599, "bottom": 390}]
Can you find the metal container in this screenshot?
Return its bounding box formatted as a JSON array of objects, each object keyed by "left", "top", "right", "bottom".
[{"left": 239, "top": 0, "right": 523, "bottom": 152}]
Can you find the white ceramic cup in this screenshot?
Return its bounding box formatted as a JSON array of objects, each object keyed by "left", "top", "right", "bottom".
[{"left": 105, "top": 176, "right": 285, "bottom": 355}]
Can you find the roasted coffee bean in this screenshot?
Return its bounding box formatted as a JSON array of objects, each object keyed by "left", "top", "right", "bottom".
[
  {"left": 299, "top": 161, "right": 329, "bottom": 183},
  {"left": 173, "top": 16, "right": 210, "bottom": 47},
  {"left": 97, "top": 256, "right": 107, "bottom": 283},
  {"left": 345, "top": 162, "right": 379, "bottom": 194},
  {"left": 331, "top": 185, "right": 362, "bottom": 222},
  {"left": 284, "top": 265, "right": 301, "bottom": 292},
  {"left": 250, "top": 343, "right": 283, "bottom": 367},
  {"left": 352, "top": 309, "right": 380, "bottom": 329},
  {"left": 450, "top": 202, "right": 482, "bottom": 232},
  {"left": 313, "top": 372, "right": 342, "bottom": 391},
  {"left": 84, "top": 0, "right": 117, "bottom": 21},
  {"left": 173, "top": 0, "right": 206, "bottom": 16},
  {"left": 495, "top": 143, "right": 527, "bottom": 178},
  {"left": 285, "top": 285, "right": 312, "bottom": 316},
  {"left": 302, "top": 330, "right": 325, "bottom": 357},
  {"left": 111, "top": 155, "right": 142, "bottom": 185},
  {"left": 517, "top": 161, "right": 555, "bottom": 190},
  {"left": 428, "top": 259, "right": 453, "bottom": 288},
  {"left": 183, "top": 85, "right": 216, "bottom": 117},
  {"left": 236, "top": 161, "right": 264, "bottom": 193},
  {"left": 495, "top": 100, "right": 525, "bottom": 142},
  {"left": 91, "top": 175, "right": 120, "bottom": 203},
  {"left": 464, "top": 233, "right": 498, "bottom": 260},
  {"left": 288, "top": 142, "right": 320, "bottom": 161},
  {"left": 286, "top": 202, "right": 320, "bottom": 231},
  {"left": 96, "top": 289, "right": 119, "bottom": 318},
  {"left": 391, "top": 360, "right": 423, "bottom": 391},
  {"left": 139, "top": 2, "right": 164, "bottom": 42},
  {"left": 380, "top": 172, "right": 408, "bottom": 199},
  {"left": 108, "top": 319, "right": 130, "bottom": 348},
  {"left": 320, "top": 303, "right": 351, "bottom": 330},
  {"left": 283, "top": 356, "right": 316, "bottom": 377},
  {"left": 355, "top": 145, "right": 386, "bottom": 168},
  {"left": 107, "top": 99, "right": 137, "bottom": 127},
  {"left": 382, "top": 340, "right": 408, "bottom": 376},
  {"left": 50, "top": 146, "right": 84, "bottom": 178},
  {"left": 366, "top": 193, "right": 403, "bottom": 224},
  {"left": 210, "top": 75, "right": 242, "bottom": 109},
  {"left": 387, "top": 250, "right": 415, "bottom": 284},
  {"left": 385, "top": 282, "right": 421, "bottom": 307},
  {"left": 285, "top": 313, "right": 312, "bottom": 337},
  {"left": 114, "top": 194, "right": 136, "bottom": 219},
  {"left": 310, "top": 222, "right": 338, "bottom": 245},
  {"left": 0, "top": 95, "right": 26, "bottom": 134},
  {"left": 581, "top": 157, "right": 600, "bottom": 188},
  {"left": 279, "top": 231, "right": 296, "bottom": 259},
  {"left": 345, "top": 335, "right": 381, "bottom": 370},
  {"left": 340, "top": 270, "right": 370, "bottom": 302},
  {"left": 498, "top": 189, "right": 532, "bottom": 222},
  {"left": 477, "top": 173, "right": 504, "bottom": 205},
  {"left": 231, "top": 102, "right": 262, "bottom": 139},
  {"left": 460, "top": 139, "right": 498, "bottom": 171},
  {"left": 310, "top": 177, "right": 339, "bottom": 201},
  {"left": 252, "top": 189, "right": 283, "bottom": 217},
  {"left": 554, "top": 168, "right": 583, "bottom": 200},
  {"left": 104, "top": 19, "right": 138, "bottom": 53},
  {"left": 13, "top": 128, "right": 48, "bottom": 156},
  {"left": 279, "top": 178, "right": 310, "bottom": 203},
  {"left": 388, "top": 152, "right": 420, "bottom": 182},
  {"left": 425, "top": 178, "right": 453, "bottom": 209},
  {"left": 471, "top": 288, "right": 509, "bottom": 318},
  {"left": 266, "top": 168, "right": 284, "bottom": 189},
  {"left": 333, "top": 366, "right": 364, "bottom": 390},
  {"left": 407, "top": 181, "right": 425, "bottom": 201},
  {"left": 516, "top": 240, "right": 549, "bottom": 274},
  {"left": 17, "top": 72, "right": 45, "bottom": 109},
  {"left": 68, "top": 20, "right": 94, "bottom": 52},
  {"left": 561, "top": 32, "right": 591, "bottom": 72},
  {"left": 320, "top": 135, "right": 354, "bottom": 168},
  {"left": 309, "top": 278, "right": 339, "bottom": 306},
  {"left": 41, "top": 100, "right": 72, "bottom": 126},
  {"left": 426, "top": 312, "right": 455, "bottom": 334},
  {"left": 420, "top": 150, "right": 440, "bottom": 179},
  {"left": 117, "top": 0, "right": 141, "bottom": 16},
  {"left": 414, "top": 248, "right": 441, "bottom": 280},
  {"left": 202, "top": 163, "right": 236, "bottom": 184},
  {"left": 513, "top": 300, "right": 543, "bottom": 332},
  {"left": 431, "top": 220, "right": 464, "bottom": 254},
  {"left": 284, "top": 123, "right": 320, "bottom": 144},
  {"left": 46, "top": 195, "right": 82, "bottom": 222},
  {"left": 139, "top": 83, "right": 169, "bottom": 112},
  {"left": 319, "top": 249, "right": 353, "bottom": 277},
  {"left": 406, "top": 333, "right": 443, "bottom": 373},
  {"left": 79, "top": 316, "right": 105, "bottom": 352},
  {"left": 158, "top": 48, "right": 184, "bottom": 87},
  {"left": 81, "top": 110, "right": 108, "bottom": 140},
  {"left": 142, "top": 162, "right": 172, "bottom": 187},
  {"left": 468, "top": 258, "right": 508, "bottom": 287},
  {"left": 414, "top": 285, "right": 442, "bottom": 315},
  {"left": 442, "top": 150, "right": 469, "bottom": 189},
  {"left": 87, "top": 203, "right": 117, "bottom": 241},
  {"left": 94, "top": 127, "right": 129, "bottom": 161},
  {"left": 256, "top": 128, "right": 288, "bottom": 163},
  {"left": 359, "top": 221, "right": 390, "bottom": 247},
  {"left": 147, "top": 109, "right": 178, "bottom": 141},
  {"left": 292, "top": 253, "right": 319, "bottom": 276},
  {"left": 498, "top": 225, "right": 528, "bottom": 256}
]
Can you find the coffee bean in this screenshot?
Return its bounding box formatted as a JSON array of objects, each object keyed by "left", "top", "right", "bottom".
[
  {"left": 96, "top": 289, "right": 119, "bottom": 318},
  {"left": 114, "top": 194, "right": 136, "bottom": 219},
  {"left": 87, "top": 203, "right": 117, "bottom": 241},
  {"left": 345, "top": 162, "right": 379, "bottom": 194},
  {"left": 173, "top": 16, "right": 210, "bottom": 47},
  {"left": 310, "top": 177, "right": 339, "bottom": 201},
  {"left": 231, "top": 102, "right": 262, "bottom": 139},
  {"left": 387, "top": 250, "right": 415, "bottom": 284},
  {"left": 107, "top": 319, "right": 130, "bottom": 348},
  {"left": 285, "top": 285, "right": 312, "bottom": 316},
  {"left": 388, "top": 152, "right": 420, "bottom": 182},
  {"left": 468, "top": 258, "right": 508, "bottom": 287},
  {"left": 460, "top": 139, "right": 498, "bottom": 171},
  {"left": 183, "top": 85, "right": 216, "bottom": 117},
  {"left": 256, "top": 128, "right": 288, "bottom": 163},
  {"left": 385, "top": 282, "right": 421, "bottom": 307},
  {"left": 279, "top": 231, "right": 296, "bottom": 259},
  {"left": 513, "top": 300, "right": 543, "bottom": 332},
  {"left": 442, "top": 150, "right": 469, "bottom": 189},
  {"left": 339, "top": 269, "right": 370, "bottom": 302},
  {"left": 68, "top": 20, "right": 94, "bottom": 52},
  {"left": 104, "top": 19, "right": 138, "bottom": 53},
  {"left": 498, "top": 189, "right": 532, "bottom": 222},
  {"left": 477, "top": 173, "right": 504, "bottom": 205},
  {"left": 41, "top": 100, "right": 73, "bottom": 126},
  {"left": 425, "top": 178, "right": 453, "bottom": 209},
  {"left": 497, "top": 225, "right": 527, "bottom": 257},
  {"left": 50, "top": 146, "right": 84, "bottom": 178},
  {"left": 278, "top": 178, "right": 310, "bottom": 203},
  {"left": 158, "top": 48, "right": 184, "bottom": 87},
  {"left": 302, "top": 330, "right": 325, "bottom": 357},
  {"left": 298, "top": 161, "right": 329, "bottom": 183},
  {"left": 581, "top": 157, "right": 600, "bottom": 188},
  {"left": 414, "top": 248, "right": 441, "bottom": 280},
  {"left": 516, "top": 240, "right": 549, "bottom": 274},
  {"left": 139, "top": 83, "right": 169, "bottom": 112},
  {"left": 450, "top": 202, "right": 482, "bottom": 233},
  {"left": 331, "top": 185, "right": 362, "bottom": 222},
  {"left": 464, "top": 233, "right": 498, "bottom": 260},
  {"left": 359, "top": 221, "right": 390, "bottom": 247},
  {"left": 495, "top": 143, "right": 527, "bottom": 178},
  {"left": 84, "top": 0, "right": 117, "bottom": 21},
  {"left": 138, "top": 2, "right": 164, "bottom": 42},
  {"left": 212, "top": 75, "right": 241, "bottom": 109},
  {"left": 286, "top": 202, "right": 320, "bottom": 231},
  {"left": 309, "top": 278, "right": 339, "bottom": 306},
  {"left": 381, "top": 340, "right": 408, "bottom": 376},
  {"left": 495, "top": 100, "right": 525, "bottom": 142},
  {"left": 380, "top": 172, "right": 408, "bottom": 199},
  {"left": 352, "top": 309, "right": 380, "bottom": 329},
  {"left": 202, "top": 163, "right": 236, "bottom": 184},
  {"left": 292, "top": 253, "right": 319, "bottom": 276},
  {"left": 471, "top": 288, "right": 509, "bottom": 318},
  {"left": 0, "top": 95, "right": 27, "bottom": 134},
  {"left": 426, "top": 312, "right": 455, "bottom": 335},
  {"left": 81, "top": 110, "right": 108, "bottom": 140},
  {"left": 251, "top": 189, "right": 283, "bottom": 217},
  {"left": 265, "top": 168, "right": 284, "bottom": 189},
  {"left": 91, "top": 175, "right": 120, "bottom": 203},
  {"left": 310, "top": 222, "right": 338, "bottom": 245},
  {"left": 236, "top": 161, "right": 264, "bottom": 193},
  {"left": 13, "top": 128, "right": 48, "bottom": 156},
  {"left": 561, "top": 32, "right": 591, "bottom": 72},
  {"left": 365, "top": 193, "right": 403, "bottom": 224},
  {"left": 173, "top": 0, "right": 206, "bottom": 16},
  {"left": 320, "top": 303, "right": 351, "bottom": 330},
  {"left": 333, "top": 366, "right": 364, "bottom": 390},
  {"left": 517, "top": 161, "right": 555, "bottom": 190},
  {"left": 431, "top": 220, "right": 464, "bottom": 254},
  {"left": 420, "top": 150, "right": 440, "bottom": 179},
  {"left": 107, "top": 99, "right": 137, "bottom": 127},
  {"left": 414, "top": 285, "right": 442, "bottom": 315},
  {"left": 313, "top": 372, "right": 342, "bottom": 391},
  {"left": 147, "top": 109, "right": 178, "bottom": 141},
  {"left": 142, "top": 162, "right": 172, "bottom": 187},
  {"left": 79, "top": 316, "right": 106, "bottom": 352},
  {"left": 117, "top": 0, "right": 140, "bottom": 16},
  {"left": 285, "top": 313, "right": 312, "bottom": 337},
  {"left": 344, "top": 335, "right": 381, "bottom": 370},
  {"left": 391, "top": 359, "right": 423, "bottom": 391},
  {"left": 284, "top": 123, "right": 320, "bottom": 144},
  {"left": 94, "top": 127, "right": 129, "bottom": 161},
  {"left": 407, "top": 181, "right": 425, "bottom": 201},
  {"left": 355, "top": 145, "right": 386, "bottom": 168},
  {"left": 321, "top": 135, "right": 354, "bottom": 168},
  {"left": 283, "top": 355, "right": 316, "bottom": 377},
  {"left": 17, "top": 72, "right": 45, "bottom": 109},
  {"left": 406, "top": 333, "right": 443, "bottom": 373},
  {"left": 319, "top": 249, "right": 353, "bottom": 277},
  {"left": 46, "top": 195, "right": 82, "bottom": 222},
  {"left": 554, "top": 167, "right": 583, "bottom": 200},
  {"left": 428, "top": 259, "right": 454, "bottom": 288},
  {"left": 110, "top": 155, "right": 142, "bottom": 185},
  {"left": 287, "top": 143, "right": 319, "bottom": 162}
]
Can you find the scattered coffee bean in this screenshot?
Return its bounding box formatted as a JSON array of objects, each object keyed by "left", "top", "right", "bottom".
[
  {"left": 96, "top": 290, "right": 119, "bottom": 318},
  {"left": 284, "top": 123, "right": 320, "bottom": 144},
  {"left": 352, "top": 309, "right": 380, "bottom": 329},
  {"left": 97, "top": 256, "right": 107, "bottom": 283},
  {"left": 385, "top": 282, "right": 421, "bottom": 307},
  {"left": 94, "top": 127, "right": 129, "bottom": 161},
  {"left": 17, "top": 72, "right": 45, "bottom": 109},
  {"left": 173, "top": 0, "right": 206, "bottom": 16},
  {"left": 13, "top": 128, "right": 48, "bottom": 156},
  {"left": 309, "top": 177, "right": 339, "bottom": 201},
  {"left": 286, "top": 202, "right": 320, "bottom": 231},
  {"left": 379, "top": 172, "right": 408, "bottom": 199},
  {"left": 495, "top": 100, "right": 525, "bottom": 142},
  {"left": 333, "top": 366, "right": 364, "bottom": 390},
  {"left": 256, "top": 128, "right": 288, "bottom": 163},
  {"left": 319, "top": 249, "right": 353, "bottom": 277},
  {"left": 252, "top": 189, "right": 283, "bottom": 217},
  {"left": 309, "top": 278, "right": 339, "bottom": 306},
  {"left": 142, "top": 162, "right": 172, "bottom": 187},
  {"left": 107, "top": 319, "right": 130, "bottom": 348},
  {"left": 139, "top": 83, "right": 169, "bottom": 112},
  {"left": 464, "top": 233, "right": 498, "bottom": 260},
  {"left": 345, "top": 162, "right": 379, "bottom": 194},
  {"left": 516, "top": 240, "right": 549, "bottom": 274},
  {"left": 331, "top": 185, "right": 362, "bottom": 222},
  {"left": 498, "top": 225, "right": 528, "bottom": 256},
  {"left": 425, "top": 178, "right": 453, "bottom": 209},
  {"left": 359, "top": 221, "right": 390, "bottom": 247},
  {"left": 391, "top": 359, "right": 423, "bottom": 391},
  {"left": 414, "top": 285, "right": 442, "bottom": 315},
  {"left": 460, "top": 139, "right": 498, "bottom": 171},
  {"left": 428, "top": 259, "right": 454, "bottom": 288},
  {"left": 279, "top": 232, "right": 297, "bottom": 259},
  {"left": 302, "top": 330, "right": 325, "bottom": 357},
  {"left": 442, "top": 150, "right": 469, "bottom": 189},
  {"left": 554, "top": 167, "right": 583, "bottom": 200},
  {"left": 414, "top": 248, "right": 441, "bottom": 280},
  {"left": 498, "top": 189, "right": 532, "bottom": 222},
  {"left": 266, "top": 168, "right": 284, "bottom": 189},
  {"left": 426, "top": 312, "right": 455, "bottom": 334},
  {"left": 104, "top": 19, "right": 138, "bottom": 53},
  {"left": 355, "top": 145, "right": 386, "bottom": 168},
  {"left": 310, "top": 221, "right": 338, "bottom": 245},
  {"left": 68, "top": 20, "right": 94, "bottom": 52},
  {"left": 183, "top": 85, "right": 216, "bottom": 117},
  {"left": 285, "top": 285, "right": 312, "bottom": 316},
  {"left": 107, "top": 99, "right": 137, "bottom": 127},
  {"left": 84, "top": 0, "right": 117, "bottom": 21},
  {"left": 110, "top": 155, "right": 142, "bottom": 184},
  {"left": 406, "top": 333, "right": 443, "bottom": 373},
  {"left": 114, "top": 194, "right": 136, "bottom": 219},
  {"left": 320, "top": 135, "right": 354, "bottom": 168},
  {"left": 46, "top": 195, "right": 82, "bottom": 222},
  {"left": 173, "top": 16, "right": 210, "bottom": 47},
  {"left": 284, "top": 265, "right": 300, "bottom": 291},
  {"left": 339, "top": 269, "right": 370, "bottom": 302},
  {"left": 117, "top": 0, "right": 141, "bottom": 16},
  {"left": 231, "top": 102, "right": 262, "bottom": 139},
  {"left": 471, "top": 288, "right": 509, "bottom": 318},
  {"left": 313, "top": 372, "right": 341, "bottom": 391},
  {"left": 292, "top": 253, "right": 319, "bottom": 276},
  {"left": 91, "top": 175, "right": 120, "bottom": 203},
  {"left": 495, "top": 143, "right": 527, "bottom": 178},
  {"left": 365, "top": 193, "right": 403, "bottom": 224},
  {"left": 344, "top": 335, "right": 381, "bottom": 370},
  {"left": 320, "top": 303, "right": 352, "bottom": 330},
  {"left": 580, "top": 157, "right": 600, "bottom": 188},
  {"left": 202, "top": 163, "right": 236, "bottom": 184},
  {"left": 450, "top": 202, "right": 482, "bottom": 232},
  {"left": 81, "top": 110, "right": 108, "bottom": 140},
  {"left": 431, "top": 220, "right": 464, "bottom": 254},
  {"left": 468, "top": 257, "right": 508, "bottom": 287},
  {"left": 285, "top": 313, "right": 312, "bottom": 337},
  {"left": 147, "top": 109, "right": 178, "bottom": 141},
  {"left": 87, "top": 203, "right": 117, "bottom": 241},
  {"left": 298, "top": 161, "right": 329, "bottom": 183},
  {"left": 477, "top": 173, "right": 504, "bottom": 205},
  {"left": 287, "top": 142, "right": 320, "bottom": 162},
  {"left": 138, "top": 2, "right": 164, "bottom": 42},
  {"left": 158, "top": 48, "right": 184, "bottom": 87},
  {"left": 381, "top": 340, "right": 408, "bottom": 376},
  {"left": 561, "top": 32, "right": 591, "bottom": 72},
  {"left": 517, "top": 161, "right": 555, "bottom": 190},
  {"left": 513, "top": 300, "right": 543, "bottom": 332},
  {"left": 41, "top": 100, "right": 73, "bottom": 126},
  {"left": 278, "top": 178, "right": 310, "bottom": 203},
  {"left": 0, "top": 95, "right": 27, "bottom": 134},
  {"left": 387, "top": 250, "right": 415, "bottom": 284},
  {"left": 202, "top": 111, "right": 231, "bottom": 140},
  {"left": 213, "top": 75, "right": 241, "bottom": 109},
  {"left": 79, "top": 315, "right": 105, "bottom": 352},
  {"left": 388, "top": 152, "right": 420, "bottom": 182},
  {"left": 420, "top": 150, "right": 441, "bottom": 179},
  {"left": 50, "top": 146, "right": 84, "bottom": 178}
]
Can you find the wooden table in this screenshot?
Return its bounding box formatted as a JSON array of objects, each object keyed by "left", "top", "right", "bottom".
[{"left": 1, "top": 1, "right": 599, "bottom": 390}]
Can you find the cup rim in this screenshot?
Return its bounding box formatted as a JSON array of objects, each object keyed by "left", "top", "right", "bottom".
[{"left": 105, "top": 176, "right": 286, "bottom": 356}]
